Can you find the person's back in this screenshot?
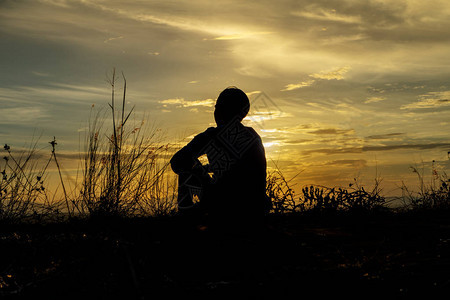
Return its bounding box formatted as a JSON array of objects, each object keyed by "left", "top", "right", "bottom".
[{"left": 170, "top": 87, "right": 270, "bottom": 232}]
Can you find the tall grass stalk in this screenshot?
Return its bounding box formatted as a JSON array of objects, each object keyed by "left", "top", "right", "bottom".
[
  {"left": 49, "top": 137, "right": 72, "bottom": 215},
  {"left": 78, "top": 69, "right": 175, "bottom": 217}
]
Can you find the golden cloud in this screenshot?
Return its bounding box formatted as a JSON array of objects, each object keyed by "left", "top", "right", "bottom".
[
  {"left": 281, "top": 79, "right": 315, "bottom": 91},
  {"left": 159, "top": 98, "right": 214, "bottom": 107},
  {"left": 309, "top": 66, "right": 351, "bottom": 80},
  {"left": 401, "top": 91, "right": 450, "bottom": 109},
  {"left": 365, "top": 96, "right": 386, "bottom": 104},
  {"left": 281, "top": 66, "right": 350, "bottom": 91},
  {"left": 292, "top": 8, "right": 362, "bottom": 24}
]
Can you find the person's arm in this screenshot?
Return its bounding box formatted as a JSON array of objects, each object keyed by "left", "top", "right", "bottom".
[{"left": 170, "top": 127, "right": 215, "bottom": 175}]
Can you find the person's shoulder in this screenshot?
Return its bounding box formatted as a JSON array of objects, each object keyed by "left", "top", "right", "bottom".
[
  {"left": 243, "top": 125, "right": 257, "bottom": 132},
  {"left": 194, "top": 126, "right": 217, "bottom": 139},
  {"left": 243, "top": 125, "right": 261, "bottom": 138}
]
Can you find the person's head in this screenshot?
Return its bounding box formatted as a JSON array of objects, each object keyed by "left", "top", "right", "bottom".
[{"left": 214, "top": 86, "right": 250, "bottom": 126}]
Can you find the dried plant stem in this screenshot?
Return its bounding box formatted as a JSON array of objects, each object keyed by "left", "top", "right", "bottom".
[{"left": 50, "top": 137, "right": 70, "bottom": 215}]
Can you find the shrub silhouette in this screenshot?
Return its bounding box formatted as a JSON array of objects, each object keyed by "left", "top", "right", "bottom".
[
  {"left": 301, "top": 182, "right": 386, "bottom": 213},
  {"left": 266, "top": 167, "right": 297, "bottom": 214},
  {"left": 266, "top": 168, "right": 386, "bottom": 214},
  {"left": 400, "top": 164, "right": 450, "bottom": 210}
]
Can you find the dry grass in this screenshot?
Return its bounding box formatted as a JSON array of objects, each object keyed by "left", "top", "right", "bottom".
[
  {"left": 0, "top": 140, "right": 61, "bottom": 223},
  {"left": 1, "top": 70, "right": 178, "bottom": 222},
  {"left": 76, "top": 69, "right": 177, "bottom": 217},
  {"left": 399, "top": 162, "right": 450, "bottom": 210}
]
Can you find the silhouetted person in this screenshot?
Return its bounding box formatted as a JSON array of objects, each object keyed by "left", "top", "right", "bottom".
[{"left": 170, "top": 87, "right": 270, "bottom": 233}]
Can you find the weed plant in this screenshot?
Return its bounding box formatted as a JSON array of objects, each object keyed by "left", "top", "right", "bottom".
[
  {"left": 300, "top": 178, "right": 386, "bottom": 214},
  {"left": 0, "top": 141, "right": 55, "bottom": 222},
  {"left": 399, "top": 162, "right": 450, "bottom": 210},
  {"left": 266, "top": 167, "right": 386, "bottom": 214}
]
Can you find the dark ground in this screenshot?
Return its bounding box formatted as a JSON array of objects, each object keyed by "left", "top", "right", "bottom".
[{"left": 1, "top": 211, "right": 450, "bottom": 299}]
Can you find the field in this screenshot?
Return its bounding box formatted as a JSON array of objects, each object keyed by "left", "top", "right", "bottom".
[{"left": 1, "top": 210, "right": 450, "bottom": 299}]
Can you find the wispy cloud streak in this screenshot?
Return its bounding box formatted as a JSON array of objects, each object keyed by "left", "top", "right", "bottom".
[
  {"left": 159, "top": 98, "right": 214, "bottom": 108},
  {"left": 401, "top": 91, "right": 450, "bottom": 109}
]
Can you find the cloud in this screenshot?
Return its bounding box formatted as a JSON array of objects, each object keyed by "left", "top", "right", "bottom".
[
  {"left": 281, "top": 79, "right": 315, "bottom": 91},
  {"left": 0, "top": 84, "right": 107, "bottom": 106},
  {"left": 263, "top": 142, "right": 280, "bottom": 148},
  {"left": 210, "top": 31, "right": 273, "bottom": 40},
  {"left": 318, "top": 33, "right": 367, "bottom": 45},
  {"left": 281, "top": 66, "right": 350, "bottom": 91},
  {"left": 303, "top": 142, "right": 450, "bottom": 155},
  {"left": 366, "top": 133, "right": 405, "bottom": 140},
  {"left": 401, "top": 91, "right": 450, "bottom": 109},
  {"left": 77, "top": 1, "right": 223, "bottom": 36},
  {"left": 246, "top": 90, "right": 262, "bottom": 97},
  {"left": 365, "top": 96, "right": 386, "bottom": 104},
  {"left": 234, "top": 66, "right": 273, "bottom": 78},
  {"left": 261, "top": 124, "right": 351, "bottom": 136},
  {"left": 363, "top": 143, "right": 450, "bottom": 152},
  {"left": 104, "top": 36, "right": 123, "bottom": 43},
  {"left": 328, "top": 159, "right": 367, "bottom": 168},
  {"left": 308, "top": 128, "right": 354, "bottom": 135},
  {"left": 159, "top": 98, "right": 214, "bottom": 108},
  {"left": 303, "top": 147, "right": 362, "bottom": 155},
  {"left": 282, "top": 139, "right": 313, "bottom": 145},
  {"left": 292, "top": 7, "right": 362, "bottom": 24},
  {"left": 243, "top": 111, "right": 293, "bottom": 126},
  {"left": 77, "top": 127, "right": 88, "bottom": 132},
  {"left": 31, "top": 71, "right": 51, "bottom": 77},
  {"left": 309, "top": 66, "right": 351, "bottom": 80},
  {"left": 0, "top": 107, "right": 48, "bottom": 124}
]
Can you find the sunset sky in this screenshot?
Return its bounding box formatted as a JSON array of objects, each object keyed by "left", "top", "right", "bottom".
[{"left": 1, "top": 0, "right": 450, "bottom": 196}]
